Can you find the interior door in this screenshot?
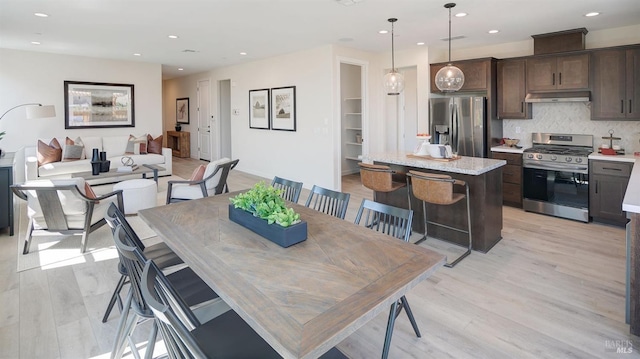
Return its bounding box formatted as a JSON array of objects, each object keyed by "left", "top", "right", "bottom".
[{"left": 197, "top": 79, "right": 212, "bottom": 161}]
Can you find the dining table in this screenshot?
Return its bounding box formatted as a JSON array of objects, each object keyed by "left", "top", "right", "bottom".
[{"left": 138, "top": 192, "right": 445, "bottom": 359}]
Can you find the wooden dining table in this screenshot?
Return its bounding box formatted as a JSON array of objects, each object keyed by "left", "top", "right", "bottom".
[{"left": 139, "top": 193, "right": 445, "bottom": 359}]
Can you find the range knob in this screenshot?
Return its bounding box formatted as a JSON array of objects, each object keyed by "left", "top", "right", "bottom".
[
  {"left": 565, "top": 157, "right": 572, "bottom": 162},
  {"left": 551, "top": 155, "right": 557, "bottom": 161},
  {"left": 575, "top": 158, "right": 583, "bottom": 163},
  {"left": 536, "top": 154, "right": 542, "bottom": 160},
  {"left": 527, "top": 153, "right": 534, "bottom": 159}
]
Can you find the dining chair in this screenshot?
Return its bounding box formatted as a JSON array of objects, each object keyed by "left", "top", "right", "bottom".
[
  {"left": 101, "top": 203, "right": 184, "bottom": 323},
  {"left": 271, "top": 176, "right": 303, "bottom": 203},
  {"left": 357, "top": 162, "right": 406, "bottom": 202},
  {"left": 166, "top": 158, "right": 239, "bottom": 204},
  {"left": 353, "top": 199, "right": 421, "bottom": 358},
  {"left": 140, "top": 260, "right": 347, "bottom": 359},
  {"left": 110, "top": 225, "right": 230, "bottom": 359},
  {"left": 407, "top": 170, "right": 472, "bottom": 268},
  {"left": 11, "top": 178, "right": 123, "bottom": 254},
  {"left": 304, "top": 185, "right": 351, "bottom": 219}
]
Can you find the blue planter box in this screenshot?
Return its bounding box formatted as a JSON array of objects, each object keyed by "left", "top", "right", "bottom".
[{"left": 228, "top": 204, "right": 307, "bottom": 248}]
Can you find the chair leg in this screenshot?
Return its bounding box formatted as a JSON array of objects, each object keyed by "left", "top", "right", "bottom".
[
  {"left": 381, "top": 300, "right": 399, "bottom": 359},
  {"left": 22, "top": 218, "right": 34, "bottom": 254},
  {"left": 414, "top": 201, "right": 428, "bottom": 245},
  {"left": 400, "top": 295, "right": 421, "bottom": 338},
  {"left": 102, "top": 274, "right": 128, "bottom": 323},
  {"left": 111, "top": 291, "right": 134, "bottom": 359},
  {"left": 143, "top": 322, "right": 158, "bottom": 359},
  {"left": 444, "top": 192, "right": 473, "bottom": 268}
]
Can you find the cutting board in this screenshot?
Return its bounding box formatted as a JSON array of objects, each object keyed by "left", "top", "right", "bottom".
[{"left": 407, "top": 154, "right": 462, "bottom": 162}]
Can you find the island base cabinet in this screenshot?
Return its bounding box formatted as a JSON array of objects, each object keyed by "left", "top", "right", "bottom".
[
  {"left": 376, "top": 166, "right": 503, "bottom": 253},
  {"left": 589, "top": 160, "right": 632, "bottom": 227}
]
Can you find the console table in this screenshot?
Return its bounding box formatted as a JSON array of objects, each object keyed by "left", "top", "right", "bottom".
[
  {"left": 0, "top": 152, "right": 15, "bottom": 236},
  {"left": 166, "top": 131, "right": 190, "bottom": 158}
]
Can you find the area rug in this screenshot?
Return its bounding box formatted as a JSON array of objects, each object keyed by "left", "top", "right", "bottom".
[{"left": 15, "top": 175, "right": 183, "bottom": 272}]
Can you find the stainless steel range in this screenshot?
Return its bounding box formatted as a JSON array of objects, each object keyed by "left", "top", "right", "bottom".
[{"left": 522, "top": 133, "right": 593, "bottom": 222}]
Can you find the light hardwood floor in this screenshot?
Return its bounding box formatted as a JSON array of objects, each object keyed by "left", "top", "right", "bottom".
[{"left": 0, "top": 157, "right": 636, "bottom": 358}]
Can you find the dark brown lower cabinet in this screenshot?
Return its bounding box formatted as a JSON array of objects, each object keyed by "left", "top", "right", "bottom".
[
  {"left": 492, "top": 151, "right": 522, "bottom": 208},
  {"left": 0, "top": 152, "right": 14, "bottom": 236},
  {"left": 589, "top": 160, "right": 633, "bottom": 226}
]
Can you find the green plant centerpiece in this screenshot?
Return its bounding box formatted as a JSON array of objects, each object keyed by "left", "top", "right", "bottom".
[
  {"left": 230, "top": 182, "right": 301, "bottom": 227},
  {"left": 228, "top": 182, "right": 307, "bottom": 247}
]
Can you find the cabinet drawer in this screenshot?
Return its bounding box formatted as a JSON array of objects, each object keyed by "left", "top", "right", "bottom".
[
  {"left": 503, "top": 165, "right": 522, "bottom": 184},
  {"left": 591, "top": 161, "right": 633, "bottom": 177},
  {"left": 503, "top": 183, "right": 522, "bottom": 204},
  {"left": 492, "top": 151, "right": 523, "bottom": 165}
]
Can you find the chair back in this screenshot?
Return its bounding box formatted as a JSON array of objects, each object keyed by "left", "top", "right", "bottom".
[
  {"left": 141, "top": 260, "right": 206, "bottom": 358},
  {"left": 407, "top": 171, "right": 456, "bottom": 205},
  {"left": 304, "top": 185, "right": 350, "bottom": 219},
  {"left": 358, "top": 163, "right": 397, "bottom": 192},
  {"left": 204, "top": 158, "right": 240, "bottom": 195},
  {"left": 112, "top": 225, "right": 152, "bottom": 316},
  {"left": 271, "top": 176, "right": 303, "bottom": 203},
  {"left": 12, "top": 178, "right": 89, "bottom": 231},
  {"left": 354, "top": 199, "right": 413, "bottom": 242}
]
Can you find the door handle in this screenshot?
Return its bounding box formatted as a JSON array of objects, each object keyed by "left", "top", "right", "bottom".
[
  {"left": 558, "top": 72, "right": 562, "bottom": 85},
  {"left": 552, "top": 73, "right": 555, "bottom": 86}
]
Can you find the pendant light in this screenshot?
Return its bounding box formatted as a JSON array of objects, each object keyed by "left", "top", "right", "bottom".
[
  {"left": 435, "top": 3, "right": 465, "bottom": 92},
  {"left": 383, "top": 18, "right": 405, "bottom": 95}
]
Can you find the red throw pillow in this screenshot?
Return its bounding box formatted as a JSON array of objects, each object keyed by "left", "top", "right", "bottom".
[
  {"left": 147, "top": 134, "right": 163, "bottom": 155},
  {"left": 189, "top": 165, "right": 206, "bottom": 184},
  {"left": 37, "top": 138, "right": 62, "bottom": 166},
  {"left": 84, "top": 182, "right": 97, "bottom": 199}
]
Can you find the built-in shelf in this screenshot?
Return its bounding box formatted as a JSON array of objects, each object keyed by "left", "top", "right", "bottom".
[
  {"left": 345, "top": 127, "right": 362, "bottom": 131},
  {"left": 345, "top": 113, "right": 361, "bottom": 115},
  {"left": 346, "top": 142, "right": 362, "bottom": 146},
  {"left": 345, "top": 156, "right": 361, "bottom": 161},
  {"left": 344, "top": 97, "right": 361, "bottom": 101}
]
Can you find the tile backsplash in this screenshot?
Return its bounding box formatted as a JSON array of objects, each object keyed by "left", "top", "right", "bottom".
[{"left": 502, "top": 102, "right": 640, "bottom": 153}]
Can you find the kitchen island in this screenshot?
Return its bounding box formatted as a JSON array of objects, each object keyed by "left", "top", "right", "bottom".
[{"left": 363, "top": 152, "right": 506, "bottom": 253}]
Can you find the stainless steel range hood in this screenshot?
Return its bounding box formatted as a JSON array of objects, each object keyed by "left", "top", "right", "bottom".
[{"left": 524, "top": 91, "right": 591, "bottom": 103}]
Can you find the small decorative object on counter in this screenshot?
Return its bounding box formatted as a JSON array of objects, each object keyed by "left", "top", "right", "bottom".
[
  {"left": 91, "top": 161, "right": 101, "bottom": 175},
  {"left": 175, "top": 123, "right": 182, "bottom": 132},
  {"left": 600, "top": 129, "right": 624, "bottom": 155},
  {"left": 91, "top": 148, "right": 100, "bottom": 162}
]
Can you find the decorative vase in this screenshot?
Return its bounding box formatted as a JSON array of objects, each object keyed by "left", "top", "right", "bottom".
[
  {"left": 99, "top": 151, "right": 107, "bottom": 162},
  {"left": 91, "top": 161, "right": 101, "bottom": 175},
  {"left": 91, "top": 148, "right": 100, "bottom": 162},
  {"left": 228, "top": 204, "right": 307, "bottom": 248},
  {"left": 100, "top": 160, "right": 111, "bottom": 172},
  {"left": 175, "top": 124, "right": 182, "bottom": 132}
]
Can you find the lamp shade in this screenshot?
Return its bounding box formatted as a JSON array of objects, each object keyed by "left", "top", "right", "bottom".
[
  {"left": 435, "top": 64, "right": 465, "bottom": 92},
  {"left": 26, "top": 105, "right": 56, "bottom": 119},
  {"left": 383, "top": 70, "right": 405, "bottom": 96}
]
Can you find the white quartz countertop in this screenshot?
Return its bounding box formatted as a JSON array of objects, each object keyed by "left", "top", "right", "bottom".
[
  {"left": 491, "top": 145, "right": 525, "bottom": 154},
  {"left": 617, "top": 155, "right": 640, "bottom": 214},
  {"left": 588, "top": 153, "right": 638, "bottom": 163},
  {"left": 363, "top": 152, "right": 506, "bottom": 176}
]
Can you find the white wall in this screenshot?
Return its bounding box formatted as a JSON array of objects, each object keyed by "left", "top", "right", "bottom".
[
  {"left": 0, "top": 49, "right": 163, "bottom": 152},
  {"left": 164, "top": 46, "right": 336, "bottom": 190}
]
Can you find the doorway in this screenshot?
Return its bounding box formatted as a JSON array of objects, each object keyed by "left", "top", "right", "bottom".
[
  {"left": 197, "top": 79, "right": 212, "bottom": 161},
  {"left": 218, "top": 79, "right": 232, "bottom": 159}
]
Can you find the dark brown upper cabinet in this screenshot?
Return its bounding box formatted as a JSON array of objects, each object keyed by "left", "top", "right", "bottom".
[
  {"left": 591, "top": 47, "right": 640, "bottom": 120},
  {"left": 526, "top": 54, "right": 589, "bottom": 92},
  {"left": 497, "top": 59, "right": 531, "bottom": 119},
  {"left": 430, "top": 58, "right": 495, "bottom": 93}
]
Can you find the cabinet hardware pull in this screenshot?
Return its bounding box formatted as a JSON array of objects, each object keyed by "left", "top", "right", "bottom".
[
  {"left": 559, "top": 72, "right": 562, "bottom": 85},
  {"left": 630, "top": 100, "right": 633, "bottom": 114},
  {"left": 521, "top": 102, "right": 524, "bottom": 113},
  {"left": 621, "top": 100, "right": 624, "bottom": 113},
  {"left": 595, "top": 181, "right": 598, "bottom": 194},
  {"left": 552, "top": 73, "right": 555, "bottom": 86},
  {"left": 603, "top": 167, "right": 622, "bottom": 171}
]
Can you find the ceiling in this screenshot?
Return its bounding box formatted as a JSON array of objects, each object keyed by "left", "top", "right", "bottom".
[{"left": 1, "top": 0, "right": 639, "bottom": 79}]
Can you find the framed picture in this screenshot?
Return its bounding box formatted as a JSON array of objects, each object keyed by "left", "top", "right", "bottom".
[
  {"left": 64, "top": 81, "right": 134, "bottom": 129},
  {"left": 271, "top": 86, "right": 296, "bottom": 131},
  {"left": 249, "top": 89, "right": 270, "bottom": 129},
  {"left": 176, "top": 97, "right": 190, "bottom": 124}
]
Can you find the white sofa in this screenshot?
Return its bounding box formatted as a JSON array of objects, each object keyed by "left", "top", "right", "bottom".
[{"left": 19, "top": 135, "right": 172, "bottom": 185}]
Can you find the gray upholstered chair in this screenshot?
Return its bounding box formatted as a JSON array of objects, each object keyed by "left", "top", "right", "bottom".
[
  {"left": 166, "top": 158, "right": 239, "bottom": 204},
  {"left": 271, "top": 176, "right": 303, "bottom": 203},
  {"left": 11, "top": 178, "right": 123, "bottom": 254},
  {"left": 304, "top": 185, "right": 351, "bottom": 219}
]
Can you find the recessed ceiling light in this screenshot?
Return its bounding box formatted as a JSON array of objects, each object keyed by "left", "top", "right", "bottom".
[
  {"left": 34, "top": 12, "right": 48, "bottom": 17},
  {"left": 417, "top": 42, "right": 425, "bottom": 46},
  {"left": 133, "top": 53, "right": 141, "bottom": 56},
  {"left": 168, "top": 35, "right": 179, "bottom": 39},
  {"left": 585, "top": 12, "right": 600, "bottom": 17},
  {"left": 488, "top": 30, "right": 499, "bottom": 34},
  {"left": 240, "top": 52, "right": 247, "bottom": 56},
  {"left": 31, "top": 41, "right": 41, "bottom": 45},
  {"left": 178, "top": 68, "right": 184, "bottom": 71},
  {"left": 379, "top": 30, "right": 388, "bottom": 34},
  {"left": 455, "top": 12, "right": 467, "bottom": 17}
]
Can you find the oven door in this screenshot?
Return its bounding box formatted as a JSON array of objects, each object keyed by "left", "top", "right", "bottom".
[{"left": 523, "top": 167, "right": 589, "bottom": 209}]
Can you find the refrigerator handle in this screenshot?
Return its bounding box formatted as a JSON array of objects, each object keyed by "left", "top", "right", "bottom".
[{"left": 452, "top": 102, "right": 458, "bottom": 151}]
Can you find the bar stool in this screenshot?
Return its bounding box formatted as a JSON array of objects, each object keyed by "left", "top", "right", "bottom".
[
  {"left": 406, "top": 170, "right": 472, "bottom": 268},
  {"left": 358, "top": 162, "right": 406, "bottom": 202}
]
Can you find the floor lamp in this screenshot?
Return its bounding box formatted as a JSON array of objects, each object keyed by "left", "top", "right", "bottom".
[{"left": 0, "top": 103, "right": 56, "bottom": 156}]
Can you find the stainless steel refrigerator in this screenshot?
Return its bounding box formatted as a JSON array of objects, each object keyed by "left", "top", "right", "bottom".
[{"left": 430, "top": 96, "right": 487, "bottom": 157}]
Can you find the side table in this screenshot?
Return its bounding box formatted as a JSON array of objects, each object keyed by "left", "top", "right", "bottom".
[
  {"left": 0, "top": 152, "right": 15, "bottom": 236},
  {"left": 166, "top": 131, "right": 190, "bottom": 158}
]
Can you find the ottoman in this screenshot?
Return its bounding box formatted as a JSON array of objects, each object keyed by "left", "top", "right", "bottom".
[{"left": 113, "top": 179, "right": 157, "bottom": 214}]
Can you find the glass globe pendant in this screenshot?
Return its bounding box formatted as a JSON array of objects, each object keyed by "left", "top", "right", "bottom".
[
  {"left": 383, "top": 18, "right": 405, "bottom": 95},
  {"left": 435, "top": 3, "right": 465, "bottom": 92}
]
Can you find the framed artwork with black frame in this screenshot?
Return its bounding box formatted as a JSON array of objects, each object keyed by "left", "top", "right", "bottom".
[
  {"left": 176, "top": 97, "right": 190, "bottom": 124},
  {"left": 249, "top": 89, "right": 270, "bottom": 129},
  {"left": 270, "top": 86, "right": 296, "bottom": 131},
  {"left": 64, "top": 81, "right": 134, "bottom": 129}
]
